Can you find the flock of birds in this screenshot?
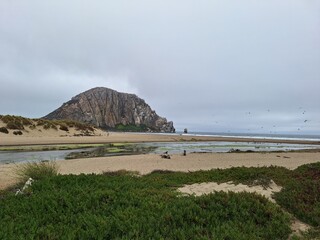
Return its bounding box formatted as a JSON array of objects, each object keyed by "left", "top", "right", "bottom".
[{"left": 212, "top": 107, "right": 314, "bottom": 134}]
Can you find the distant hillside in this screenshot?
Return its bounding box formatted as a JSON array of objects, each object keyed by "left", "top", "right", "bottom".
[{"left": 44, "top": 87, "right": 175, "bottom": 133}]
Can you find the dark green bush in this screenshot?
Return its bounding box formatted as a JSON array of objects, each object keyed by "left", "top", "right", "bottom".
[
  {"left": 20, "top": 117, "right": 33, "bottom": 126},
  {"left": 29, "top": 124, "right": 37, "bottom": 130},
  {"left": 43, "top": 122, "right": 57, "bottom": 130},
  {"left": 13, "top": 130, "right": 23, "bottom": 135},
  {"left": 36, "top": 119, "right": 46, "bottom": 126},
  {"left": 59, "top": 124, "right": 69, "bottom": 131},
  {"left": 1, "top": 115, "right": 32, "bottom": 129},
  {"left": 0, "top": 115, "right": 15, "bottom": 124},
  {"left": 6, "top": 121, "right": 24, "bottom": 130},
  {"left": 63, "top": 120, "right": 94, "bottom": 132},
  {"left": 0, "top": 127, "right": 9, "bottom": 134}
]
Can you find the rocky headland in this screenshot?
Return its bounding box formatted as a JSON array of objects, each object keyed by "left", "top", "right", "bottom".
[{"left": 44, "top": 87, "right": 175, "bottom": 133}]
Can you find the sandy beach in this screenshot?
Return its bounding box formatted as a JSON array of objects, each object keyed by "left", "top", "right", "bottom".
[
  {"left": 1, "top": 131, "right": 320, "bottom": 146},
  {"left": 1, "top": 131, "right": 320, "bottom": 190},
  {"left": 1, "top": 151, "right": 320, "bottom": 191}
]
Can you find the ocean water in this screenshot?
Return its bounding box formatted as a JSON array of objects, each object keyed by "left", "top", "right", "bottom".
[
  {"left": 140, "top": 141, "right": 320, "bottom": 155},
  {"left": 175, "top": 131, "right": 320, "bottom": 142}
]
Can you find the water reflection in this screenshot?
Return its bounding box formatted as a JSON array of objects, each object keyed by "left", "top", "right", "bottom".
[
  {"left": 65, "top": 144, "right": 157, "bottom": 159},
  {"left": 0, "top": 141, "right": 319, "bottom": 164}
]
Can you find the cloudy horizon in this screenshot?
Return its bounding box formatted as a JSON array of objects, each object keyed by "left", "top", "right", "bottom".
[{"left": 1, "top": 0, "right": 319, "bottom": 134}]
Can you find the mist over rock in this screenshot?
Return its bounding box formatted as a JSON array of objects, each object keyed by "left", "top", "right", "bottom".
[{"left": 44, "top": 87, "right": 175, "bottom": 133}]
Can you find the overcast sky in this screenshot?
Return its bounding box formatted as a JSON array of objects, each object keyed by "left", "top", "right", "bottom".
[{"left": 0, "top": 0, "right": 319, "bottom": 134}]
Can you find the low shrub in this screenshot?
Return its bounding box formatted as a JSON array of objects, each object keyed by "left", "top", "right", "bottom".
[
  {"left": 1, "top": 115, "right": 32, "bottom": 129},
  {"left": 0, "top": 127, "right": 9, "bottom": 134},
  {"left": 37, "top": 119, "right": 57, "bottom": 130},
  {"left": 62, "top": 120, "right": 95, "bottom": 132},
  {"left": 14, "top": 161, "right": 59, "bottom": 182},
  {"left": 36, "top": 119, "right": 46, "bottom": 126},
  {"left": 59, "top": 124, "right": 69, "bottom": 131},
  {"left": 6, "top": 121, "right": 24, "bottom": 130},
  {"left": 13, "top": 130, "right": 23, "bottom": 135},
  {"left": 0, "top": 115, "right": 15, "bottom": 124},
  {"left": 29, "top": 124, "right": 36, "bottom": 130},
  {"left": 20, "top": 117, "right": 33, "bottom": 126}
]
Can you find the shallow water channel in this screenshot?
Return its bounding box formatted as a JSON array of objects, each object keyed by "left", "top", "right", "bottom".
[{"left": 0, "top": 141, "right": 319, "bottom": 164}]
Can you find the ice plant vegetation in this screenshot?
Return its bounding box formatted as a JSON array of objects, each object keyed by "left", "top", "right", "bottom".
[{"left": 0, "top": 163, "right": 319, "bottom": 239}]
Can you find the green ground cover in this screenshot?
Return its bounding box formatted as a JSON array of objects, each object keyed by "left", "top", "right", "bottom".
[{"left": 0, "top": 162, "right": 319, "bottom": 239}]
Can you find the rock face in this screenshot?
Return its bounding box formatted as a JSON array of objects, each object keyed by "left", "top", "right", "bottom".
[{"left": 44, "top": 87, "right": 175, "bottom": 133}]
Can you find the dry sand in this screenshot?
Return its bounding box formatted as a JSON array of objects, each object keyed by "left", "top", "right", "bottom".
[
  {"left": 1, "top": 129, "right": 320, "bottom": 146},
  {"left": 177, "top": 180, "right": 282, "bottom": 202},
  {"left": 58, "top": 152, "right": 320, "bottom": 175}
]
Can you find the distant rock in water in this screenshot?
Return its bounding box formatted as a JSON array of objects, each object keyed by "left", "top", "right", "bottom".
[{"left": 44, "top": 87, "right": 175, "bottom": 133}]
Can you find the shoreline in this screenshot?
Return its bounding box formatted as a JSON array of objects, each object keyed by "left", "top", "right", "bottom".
[
  {"left": 1, "top": 132, "right": 319, "bottom": 191},
  {"left": 1, "top": 151, "right": 320, "bottom": 191},
  {"left": 1, "top": 132, "right": 320, "bottom": 147}
]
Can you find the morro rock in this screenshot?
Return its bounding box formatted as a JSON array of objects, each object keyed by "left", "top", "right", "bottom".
[{"left": 44, "top": 87, "right": 175, "bottom": 133}]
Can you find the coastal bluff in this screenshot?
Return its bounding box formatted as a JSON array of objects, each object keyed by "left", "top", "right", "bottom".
[{"left": 44, "top": 87, "right": 175, "bottom": 133}]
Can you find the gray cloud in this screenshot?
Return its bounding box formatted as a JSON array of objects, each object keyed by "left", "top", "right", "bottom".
[{"left": 0, "top": 0, "right": 319, "bottom": 134}]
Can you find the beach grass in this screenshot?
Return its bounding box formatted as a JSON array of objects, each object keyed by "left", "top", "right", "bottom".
[
  {"left": 0, "top": 163, "right": 319, "bottom": 239},
  {"left": 13, "top": 161, "right": 59, "bottom": 182},
  {"left": 0, "top": 114, "right": 96, "bottom": 132}
]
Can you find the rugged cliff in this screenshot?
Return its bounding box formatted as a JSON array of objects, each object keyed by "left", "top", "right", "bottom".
[{"left": 44, "top": 87, "right": 175, "bottom": 133}]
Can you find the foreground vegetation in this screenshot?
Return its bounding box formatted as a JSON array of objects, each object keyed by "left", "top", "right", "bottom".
[{"left": 0, "top": 162, "right": 319, "bottom": 239}]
